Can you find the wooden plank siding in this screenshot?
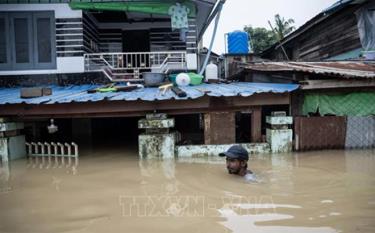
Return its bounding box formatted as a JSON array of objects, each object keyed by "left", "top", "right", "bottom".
[
  {"left": 269, "top": 4, "right": 363, "bottom": 61},
  {"left": 204, "top": 112, "right": 236, "bottom": 144}
]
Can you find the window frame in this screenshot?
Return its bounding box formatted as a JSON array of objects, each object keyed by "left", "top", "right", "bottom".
[
  {"left": 0, "top": 11, "right": 56, "bottom": 71},
  {"left": 0, "top": 13, "right": 11, "bottom": 70},
  {"left": 33, "top": 11, "right": 56, "bottom": 69},
  {"left": 10, "top": 12, "right": 34, "bottom": 70}
]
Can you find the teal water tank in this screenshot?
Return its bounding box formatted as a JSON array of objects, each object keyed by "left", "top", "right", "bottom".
[{"left": 227, "top": 30, "right": 250, "bottom": 54}]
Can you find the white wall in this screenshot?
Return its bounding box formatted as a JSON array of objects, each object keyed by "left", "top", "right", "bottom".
[
  {"left": 0, "top": 57, "right": 84, "bottom": 75},
  {"left": 0, "top": 4, "right": 81, "bottom": 18}
]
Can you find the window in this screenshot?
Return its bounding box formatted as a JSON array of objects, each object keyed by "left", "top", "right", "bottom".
[
  {"left": 0, "top": 14, "right": 10, "bottom": 70},
  {"left": 0, "top": 11, "right": 56, "bottom": 71}
]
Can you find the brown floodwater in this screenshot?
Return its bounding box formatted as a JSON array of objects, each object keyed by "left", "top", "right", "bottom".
[{"left": 1, "top": 148, "right": 375, "bottom": 233}]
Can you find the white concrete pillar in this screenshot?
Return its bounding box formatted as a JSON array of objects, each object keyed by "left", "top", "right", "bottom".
[
  {"left": 0, "top": 121, "right": 26, "bottom": 162},
  {"left": 138, "top": 114, "right": 175, "bottom": 158},
  {"left": 266, "top": 112, "right": 293, "bottom": 153}
]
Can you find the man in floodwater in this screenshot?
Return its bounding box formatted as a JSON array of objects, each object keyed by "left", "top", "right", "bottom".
[{"left": 219, "top": 145, "right": 256, "bottom": 182}]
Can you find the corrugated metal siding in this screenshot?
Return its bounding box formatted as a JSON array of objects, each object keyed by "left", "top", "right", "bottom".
[
  {"left": 346, "top": 116, "right": 375, "bottom": 149},
  {"left": 0, "top": 82, "right": 299, "bottom": 105},
  {"left": 295, "top": 116, "right": 347, "bottom": 151}
]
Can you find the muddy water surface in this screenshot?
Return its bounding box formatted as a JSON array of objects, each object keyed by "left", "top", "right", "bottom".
[{"left": 1, "top": 149, "right": 375, "bottom": 233}]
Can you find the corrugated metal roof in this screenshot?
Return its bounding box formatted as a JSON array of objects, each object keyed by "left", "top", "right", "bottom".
[
  {"left": 243, "top": 62, "right": 375, "bottom": 78},
  {"left": 0, "top": 82, "right": 299, "bottom": 105},
  {"left": 323, "top": 0, "right": 355, "bottom": 13}
]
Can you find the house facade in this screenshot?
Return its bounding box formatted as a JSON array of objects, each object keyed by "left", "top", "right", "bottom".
[
  {"left": 261, "top": 0, "right": 374, "bottom": 62},
  {"left": 224, "top": 0, "right": 375, "bottom": 151},
  {"left": 0, "top": 0, "right": 222, "bottom": 82}
]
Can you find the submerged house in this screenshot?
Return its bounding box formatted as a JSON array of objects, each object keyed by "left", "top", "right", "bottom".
[
  {"left": 0, "top": 0, "right": 300, "bottom": 162},
  {"left": 234, "top": 0, "right": 375, "bottom": 151}
]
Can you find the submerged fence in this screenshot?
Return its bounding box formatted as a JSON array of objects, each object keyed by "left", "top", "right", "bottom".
[
  {"left": 295, "top": 116, "right": 375, "bottom": 151},
  {"left": 25, "top": 142, "right": 79, "bottom": 169}
]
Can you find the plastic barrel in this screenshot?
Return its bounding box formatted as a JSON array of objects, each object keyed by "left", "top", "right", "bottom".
[
  {"left": 227, "top": 30, "right": 249, "bottom": 54},
  {"left": 205, "top": 62, "right": 218, "bottom": 81}
]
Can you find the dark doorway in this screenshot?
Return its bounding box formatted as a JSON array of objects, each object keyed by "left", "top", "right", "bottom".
[
  {"left": 174, "top": 114, "right": 204, "bottom": 145},
  {"left": 92, "top": 117, "right": 141, "bottom": 149},
  {"left": 122, "top": 30, "right": 150, "bottom": 52},
  {"left": 235, "top": 112, "right": 251, "bottom": 143}
]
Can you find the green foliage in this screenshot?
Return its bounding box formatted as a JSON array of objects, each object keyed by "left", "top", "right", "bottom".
[
  {"left": 244, "top": 26, "right": 277, "bottom": 54},
  {"left": 244, "top": 14, "right": 295, "bottom": 54},
  {"left": 272, "top": 14, "right": 295, "bottom": 40}
]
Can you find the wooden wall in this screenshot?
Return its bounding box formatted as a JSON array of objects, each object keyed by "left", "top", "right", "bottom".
[
  {"left": 204, "top": 112, "right": 235, "bottom": 145},
  {"left": 269, "top": 4, "right": 363, "bottom": 61}
]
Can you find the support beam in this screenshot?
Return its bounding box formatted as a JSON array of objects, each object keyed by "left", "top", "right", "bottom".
[
  {"left": 0, "top": 93, "right": 291, "bottom": 119},
  {"left": 251, "top": 107, "right": 262, "bottom": 143},
  {"left": 204, "top": 111, "right": 235, "bottom": 145},
  {"left": 300, "top": 79, "right": 375, "bottom": 90}
]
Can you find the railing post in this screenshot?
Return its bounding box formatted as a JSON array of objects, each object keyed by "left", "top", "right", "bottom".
[
  {"left": 65, "top": 143, "right": 72, "bottom": 167},
  {"left": 85, "top": 51, "right": 187, "bottom": 76},
  {"left": 38, "top": 142, "right": 45, "bottom": 168},
  {"left": 72, "top": 142, "right": 79, "bottom": 167},
  {"left": 51, "top": 142, "right": 58, "bottom": 167},
  {"left": 57, "top": 142, "right": 65, "bottom": 167},
  {"left": 31, "top": 142, "right": 38, "bottom": 166},
  {"left": 25, "top": 142, "right": 32, "bottom": 165},
  {"left": 45, "top": 142, "right": 52, "bottom": 168}
]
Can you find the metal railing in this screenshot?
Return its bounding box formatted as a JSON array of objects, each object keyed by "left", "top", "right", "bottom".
[
  {"left": 26, "top": 142, "right": 79, "bottom": 169},
  {"left": 84, "top": 51, "right": 187, "bottom": 80}
]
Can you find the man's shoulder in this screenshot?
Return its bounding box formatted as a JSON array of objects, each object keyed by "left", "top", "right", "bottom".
[{"left": 244, "top": 171, "right": 257, "bottom": 182}]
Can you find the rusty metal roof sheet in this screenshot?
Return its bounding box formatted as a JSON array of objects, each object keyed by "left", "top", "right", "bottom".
[
  {"left": 243, "top": 62, "right": 375, "bottom": 78},
  {"left": 0, "top": 82, "right": 299, "bottom": 105}
]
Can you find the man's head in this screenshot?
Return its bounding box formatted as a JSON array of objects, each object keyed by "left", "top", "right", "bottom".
[{"left": 219, "top": 145, "right": 249, "bottom": 175}]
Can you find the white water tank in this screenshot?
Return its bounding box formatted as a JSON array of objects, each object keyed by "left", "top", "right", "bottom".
[{"left": 205, "top": 62, "right": 218, "bottom": 81}]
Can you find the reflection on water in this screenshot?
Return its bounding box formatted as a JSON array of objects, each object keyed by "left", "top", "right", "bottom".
[
  {"left": 219, "top": 207, "right": 337, "bottom": 233},
  {"left": 0, "top": 149, "right": 375, "bottom": 233},
  {"left": 0, "top": 161, "right": 10, "bottom": 194}
]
